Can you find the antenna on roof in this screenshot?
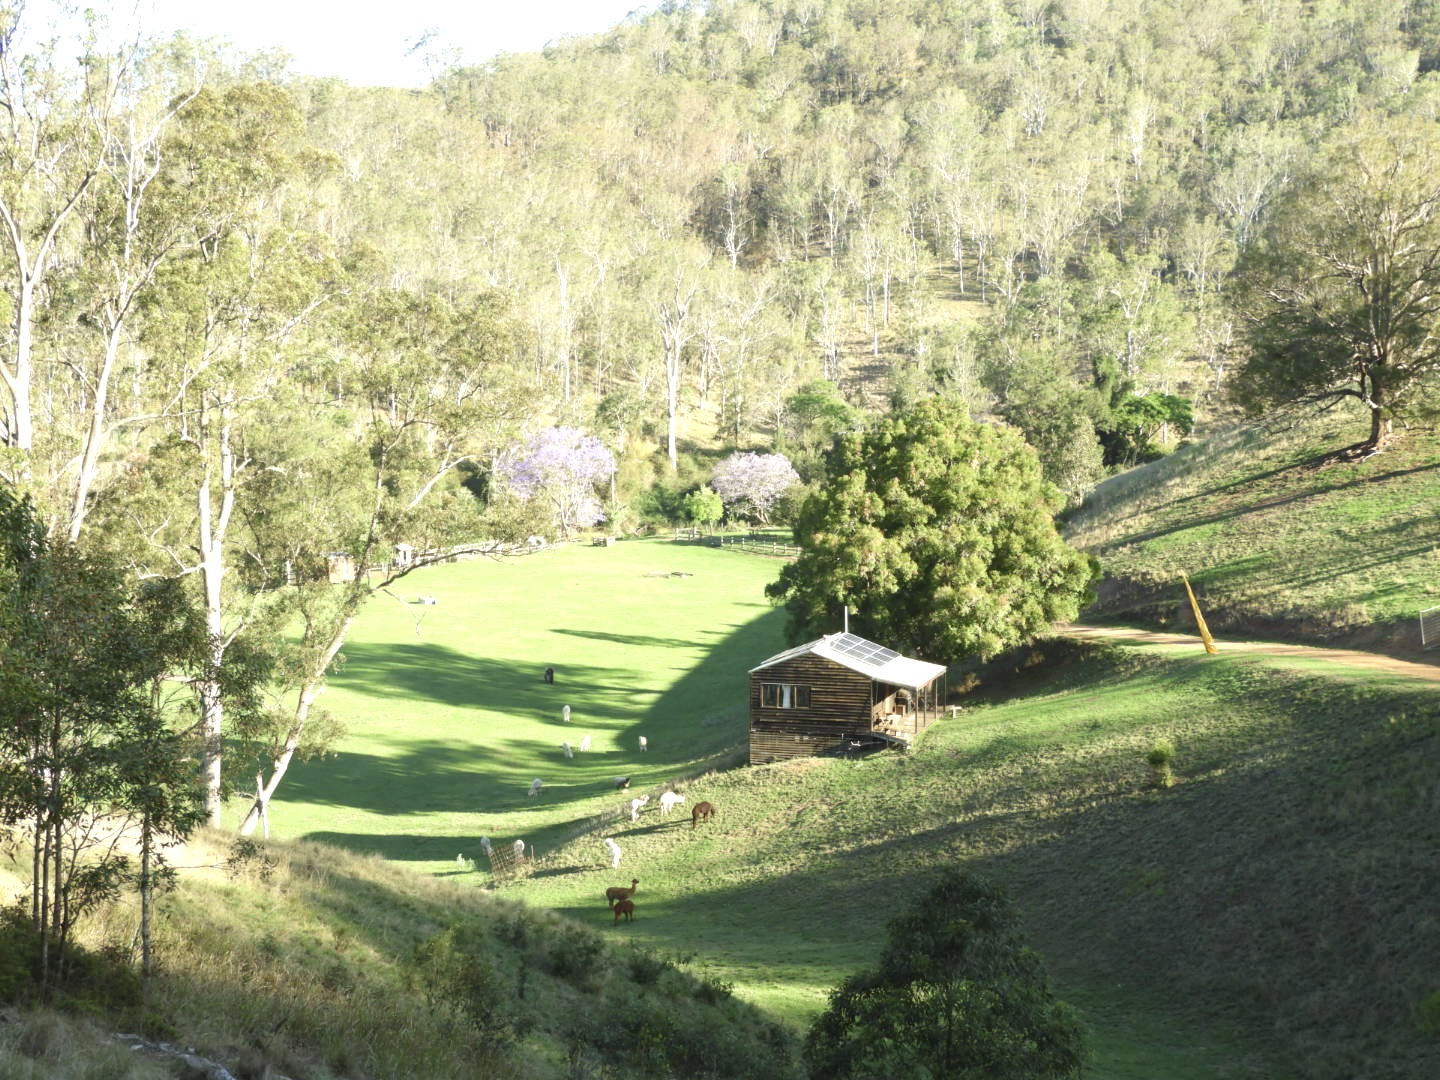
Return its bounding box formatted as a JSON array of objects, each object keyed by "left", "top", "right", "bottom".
[{"left": 843, "top": 605, "right": 849, "bottom": 634}]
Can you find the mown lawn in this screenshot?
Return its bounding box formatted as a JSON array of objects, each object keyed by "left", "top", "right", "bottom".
[{"left": 238, "top": 537, "right": 790, "bottom": 876}]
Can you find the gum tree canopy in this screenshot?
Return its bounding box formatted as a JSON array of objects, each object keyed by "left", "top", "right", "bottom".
[
  {"left": 1233, "top": 110, "right": 1440, "bottom": 452},
  {"left": 767, "top": 396, "right": 1095, "bottom": 661}
]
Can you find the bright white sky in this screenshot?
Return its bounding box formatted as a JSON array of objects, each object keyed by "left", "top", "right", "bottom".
[{"left": 129, "top": 1, "right": 649, "bottom": 88}]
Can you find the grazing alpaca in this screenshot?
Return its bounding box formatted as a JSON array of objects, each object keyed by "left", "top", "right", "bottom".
[
  {"left": 613, "top": 898, "right": 636, "bottom": 923},
  {"left": 629, "top": 794, "right": 650, "bottom": 821},
  {"left": 658, "top": 791, "right": 685, "bottom": 816},
  {"left": 528, "top": 778, "right": 543, "bottom": 798},
  {"left": 579, "top": 735, "right": 591, "bottom": 752},
  {"left": 691, "top": 801, "right": 715, "bottom": 828},
  {"left": 614, "top": 776, "right": 630, "bottom": 790},
  {"left": 561, "top": 741, "right": 572, "bottom": 759},
  {"left": 605, "top": 878, "right": 639, "bottom": 907}
]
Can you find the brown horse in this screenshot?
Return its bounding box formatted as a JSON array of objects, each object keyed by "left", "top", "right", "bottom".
[
  {"left": 605, "top": 878, "right": 639, "bottom": 908},
  {"left": 691, "top": 801, "right": 715, "bottom": 829},
  {"left": 613, "top": 898, "right": 636, "bottom": 923}
]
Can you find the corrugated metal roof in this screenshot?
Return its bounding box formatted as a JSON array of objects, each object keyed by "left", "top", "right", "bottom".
[{"left": 750, "top": 632, "right": 946, "bottom": 690}]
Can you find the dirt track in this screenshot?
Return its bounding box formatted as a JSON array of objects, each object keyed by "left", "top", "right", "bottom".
[{"left": 1059, "top": 624, "right": 1440, "bottom": 684}]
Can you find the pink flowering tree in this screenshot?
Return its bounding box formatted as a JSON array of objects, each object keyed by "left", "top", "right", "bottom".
[
  {"left": 494, "top": 427, "right": 616, "bottom": 537},
  {"left": 710, "top": 451, "right": 801, "bottom": 525}
]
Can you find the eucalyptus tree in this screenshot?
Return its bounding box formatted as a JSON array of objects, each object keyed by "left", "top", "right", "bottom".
[
  {"left": 237, "top": 282, "right": 527, "bottom": 834},
  {"left": 57, "top": 46, "right": 208, "bottom": 541},
  {"left": 102, "top": 80, "right": 339, "bottom": 828},
  {"left": 651, "top": 247, "right": 711, "bottom": 472},
  {"left": 1234, "top": 110, "right": 1440, "bottom": 452},
  {"left": 1079, "top": 248, "right": 1196, "bottom": 398},
  {"left": 0, "top": 6, "right": 124, "bottom": 478}
]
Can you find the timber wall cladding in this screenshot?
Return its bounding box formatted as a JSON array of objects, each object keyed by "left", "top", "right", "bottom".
[{"left": 748, "top": 654, "right": 871, "bottom": 764}]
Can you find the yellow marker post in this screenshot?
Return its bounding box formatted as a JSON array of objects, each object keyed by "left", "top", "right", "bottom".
[{"left": 1182, "top": 573, "right": 1218, "bottom": 655}]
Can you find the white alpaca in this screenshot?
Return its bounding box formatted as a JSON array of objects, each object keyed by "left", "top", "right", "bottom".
[
  {"left": 629, "top": 794, "right": 650, "bottom": 821},
  {"left": 603, "top": 837, "right": 622, "bottom": 869},
  {"left": 480, "top": 836, "right": 493, "bottom": 856},
  {"left": 659, "top": 791, "right": 685, "bottom": 816},
  {"left": 514, "top": 838, "right": 526, "bottom": 859},
  {"left": 562, "top": 705, "right": 571, "bottom": 723},
  {"left": 562, "top": 741, "right": 573, "bottom": 759},
  {"left": 579, "top": 735, "right": 591, "bottom": 752},
  {"left": 638, "top": 735, "right": 648, "bottom": 752},
  {"left": 528, "top": 778, "right": 543, "bottom": 798}
]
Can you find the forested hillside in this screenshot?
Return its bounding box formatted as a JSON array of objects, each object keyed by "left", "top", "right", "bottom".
[{"left": 10, "top": 0, "right": 1440, "bottom": 525}]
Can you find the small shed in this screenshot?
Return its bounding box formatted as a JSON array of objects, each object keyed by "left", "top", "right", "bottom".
[
  {"left": 326, "top": 553, "right": 357, "bottom": 584},
  {"left": 748, "top": 632, "right": 948, "bottom": 765}
]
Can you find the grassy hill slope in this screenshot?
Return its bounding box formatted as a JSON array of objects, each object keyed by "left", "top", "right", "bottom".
[
  {"left": 504, "top": 635, "right": 1440, "bottom": 1080},
  {"left": 1065, "top": 402, "right": 1440, "bottom": 653},
  {"left": 0, "top": 831, "right": 796, "bottom": 1079}
]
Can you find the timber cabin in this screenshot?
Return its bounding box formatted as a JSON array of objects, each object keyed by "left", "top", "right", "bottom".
[{"left": 748, "top": 632, "right": 948, "bottom": 765}]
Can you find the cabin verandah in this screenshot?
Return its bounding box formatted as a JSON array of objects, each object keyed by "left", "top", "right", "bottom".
[
  {"left": 871, "top": 675, "right": 946, "bottom": 742},
  {"left": 748, "top": 632, "right": 949, "bottom": 764}
]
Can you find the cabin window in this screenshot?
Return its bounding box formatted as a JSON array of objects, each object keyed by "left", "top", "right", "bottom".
[{"left": 761, "top": 682, "right": 811, "bottom": 709}]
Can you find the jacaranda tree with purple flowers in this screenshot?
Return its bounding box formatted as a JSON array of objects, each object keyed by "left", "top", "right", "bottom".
[
  {"left": 494, "top": 427, "right": 616, "bottom": 537},
  {"left": 711, "top": 452, "right": 801, "bottom": 525}
]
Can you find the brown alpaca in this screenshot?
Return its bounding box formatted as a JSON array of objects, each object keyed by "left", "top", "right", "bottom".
[
  {"left": 613, "top": 898, "right": 636, "bottom": 923},
  {"left": 691, "top": 801, "right": 715, "bottom": 828},
  {"left": 605, "top": 878, "right": 639, "bottom": 908}
]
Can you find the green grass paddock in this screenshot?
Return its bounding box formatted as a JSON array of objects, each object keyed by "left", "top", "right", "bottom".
[{"left": 240, "top": 537, "right": 789, "bottom": 876}]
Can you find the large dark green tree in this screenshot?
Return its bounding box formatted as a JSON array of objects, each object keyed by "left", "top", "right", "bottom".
[
  {"left": 1233, "top": 110, "right": 1440, "bottom": 453},
  {"left": 804, "top": 870, "right": 1088, "bottom": 1080},
  {"left": 767, "top": 396, "right": 1095, "bottom": 661}
]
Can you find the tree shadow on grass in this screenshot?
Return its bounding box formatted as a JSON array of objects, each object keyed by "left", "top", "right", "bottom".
[
  {"left": 284, "top": 550, "right": 791, "bottom": 866},
  {"left": 553, "top": 628, "right": 719, "bottom": 649},
  {"left": 337, "top": 644, "right": 645, "bottom": 721}
]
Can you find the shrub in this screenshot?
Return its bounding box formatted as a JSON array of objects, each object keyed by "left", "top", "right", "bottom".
[
  {"left": 542, "top": 923, "right": 605, "bottom": 982},
  {"left": 409, "top": 922, "right": 517, "bottom": 1047},
  {"left": 805, "top": 870, "right": 1087, "bottom": 1079},
  {"left": 1147, "top": 739, "right": 1176, "bottom": 788},
  {"left": 0, "top": 905, "right": 39, "bottom": 1005}
]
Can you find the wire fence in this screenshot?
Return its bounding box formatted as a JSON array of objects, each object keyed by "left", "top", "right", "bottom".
[{"left": 1422, "top": 605, "right": 1440, "bottom": 650}]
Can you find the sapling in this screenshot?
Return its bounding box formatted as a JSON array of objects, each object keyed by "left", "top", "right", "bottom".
[{"left": 1147, "top": 738, "right": 1176, "bottom": 788}]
